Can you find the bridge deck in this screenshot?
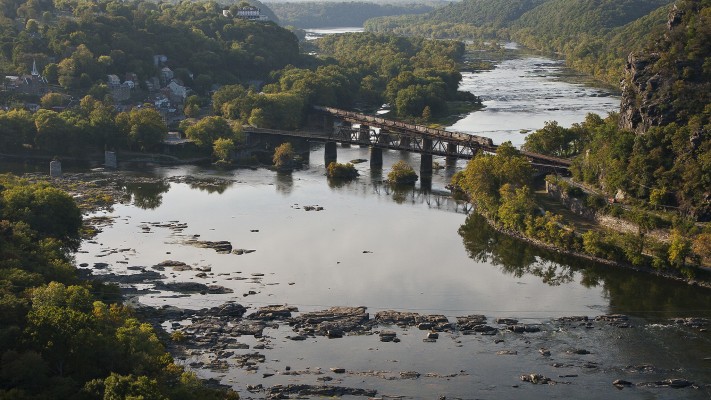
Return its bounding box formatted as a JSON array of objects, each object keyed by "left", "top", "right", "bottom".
[{"left": 245, "top": 107, "right": 572, "bottom": 169}]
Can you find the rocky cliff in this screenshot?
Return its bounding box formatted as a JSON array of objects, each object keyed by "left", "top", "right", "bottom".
[{"left": 619, "top": 1, "right": 710, "bottom": 134}]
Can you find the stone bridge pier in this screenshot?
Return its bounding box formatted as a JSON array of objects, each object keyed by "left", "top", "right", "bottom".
[
  {"left": 358, "top": 124, "right": 370, "bottom": 147},
  {"left": 420, "top": 138, "right": 433, "bottom": 175},
  {"left": 446, "top": 142, "right": 458, "bottom": 166},
  {"left": 324, "top": 141, "right": 337, "bottom": 166}
]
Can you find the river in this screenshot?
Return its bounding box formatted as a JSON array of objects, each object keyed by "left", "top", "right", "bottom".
[{"left": 33, "top": 43, "right": 711, "bottom": 398}]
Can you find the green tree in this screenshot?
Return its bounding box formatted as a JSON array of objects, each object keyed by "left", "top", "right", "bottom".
[
  {"left": 185, "top": 116, "right": 233, "bottom": 148},
  {"left": 1, "top": 184, "right": 82, "bottom": 249},
  {"left": 213, "top": 138, "right": 235, "bottom": 162},
  {"left": 272, "top": 142, "right": 295, "bottom": 171},
  {"left": 387, "top": 160, "right": 418, "bottom": 185},
  {"left": 40, "top": 92, "right": 66, "bottom": 109},
  {"left": 497, "top": 184, "right": 534, "bottom": 230},
  {"left": 116, "top": 108, "right": 167, "bottom": 151}
]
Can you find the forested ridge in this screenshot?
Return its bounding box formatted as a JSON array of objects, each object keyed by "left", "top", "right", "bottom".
[
  {"left": 365, "top": 0, "right": 676, "bottom": 84},
  {"left": 0, "top": 0, "right": 473, "bottom": 160},
  {"left": 269, "top": 1, "right": 433, "bottom": 29}
]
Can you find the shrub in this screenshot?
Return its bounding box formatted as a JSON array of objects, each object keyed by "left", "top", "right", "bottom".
[
  {"left": 273, "top": 142, "right": 295, "bottom": 171},
  {"left": 387, "top": 160, "right": 418, "bottom": 185},
  {"left": 326, "top": 162, "right": 359, "bottom": 180}
]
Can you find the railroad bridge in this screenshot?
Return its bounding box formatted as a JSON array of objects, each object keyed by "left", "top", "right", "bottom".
[{"left": 246, "top": 106, "right": 572, "bottom": 174}]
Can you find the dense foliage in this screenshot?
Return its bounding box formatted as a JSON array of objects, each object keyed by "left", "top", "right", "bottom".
[
  {"left": 272, "top": 141, "right": 294, "bottom": 170},
  {"left": 387, "top": 160, "right": 418, "bottom": 185},
  {"left": 0, "top": 0, "right": 300, "bottom": 87},
  {"left": 365, "top": 0, "right": 675, "bottom": 84},
  {"left": 326, "top": 161, "right": 358, "bottom": 179},
  {"left": 270, "top": 1, "right": 433, "bottom": 29},
  {"left": 0, "top": 176, "right": 236, "bottom": 399},
  {"left": 211, "top": 33, "right": 476, "bottom": 127}
]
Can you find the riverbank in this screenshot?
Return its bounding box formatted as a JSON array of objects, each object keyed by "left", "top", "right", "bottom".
[
  {"left": 22, "top": 164, "right": 711, "bottom": 399},
  {"left": 477, "top": 211, "right": 711, "bottom": 290}
]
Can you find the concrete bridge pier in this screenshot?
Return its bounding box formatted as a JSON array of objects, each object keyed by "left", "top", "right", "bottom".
[
  {"left": 370, "top": 147, "right": 383, "bottom": 169},
  {"left": 358, "top": 125, "right": 370, "bottom": 147},
  {"left": 420, "top": 138, "right": 433, "bottom": 176},
  {"left": 446, "top": 142, "right": 458, "bottom": 166},
  {"left": 325, "top": 141, "right": 337, "bottom": 166}
]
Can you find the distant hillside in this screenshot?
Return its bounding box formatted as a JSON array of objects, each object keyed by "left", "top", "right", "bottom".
[
  {"left": 269, "top": 2, "right": 433, "bottom": 28},
  {"left": 365, "top": 0, "right": 677, "bottom": 84},
  {"left": 428, "top": 0, "right": 546, "bottom": 27}
]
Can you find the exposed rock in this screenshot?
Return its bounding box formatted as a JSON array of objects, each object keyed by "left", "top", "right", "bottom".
[
  {"left": 671, "top": 317, "right": 708, "bottom": 329},
  {"left": 379, "top": 331, "right": 397, "bottom": 342},
  {"left": 656, "top": 378, "right": 693, "bottom": 388},
  {"left": 495, "top": 318, "right": 518, "bottom": 325},
  {"left": 95, "top": 270, "right": 164, "bottom": 284},
  {"left": 265, "top": 384, "right": 376, "bottom": 399},
  {"left": 456, "top": 315, "right": 487, "bottom": 330},
  {"left": 506, "top": 324, "right": 541, "bottom": 333},
  {"left": 374, "top": 310, "right": 450, "bottom": 331},
  {"left": 613, "top": 379, "right": 633, "bottom": 388},
  {"left": 520, "top": 373, "right": 553, "bottom": 385},
  {"left": 154, "top": 281, "right": 233, "bottom": 294},
  {"left": 399, "top": 371, "right": 420, "bottom": 379},
  {"left": 290, "top": 306, "right": 371, "bottom": 336},
  {"left": 248, "top": 305, "right": 298, "bottom": 321},
  {"left": 186, "top": 239, "right": 233, "bottom": 254},
  {"left": 497, "top": 350, "right": 518, "bottom": 356}
]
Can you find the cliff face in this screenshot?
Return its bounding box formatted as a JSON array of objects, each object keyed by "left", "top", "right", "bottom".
[
  {"left": 619, "top": 51, "right": 671, "bottom": 134},
  {"left": 619, "top": 2, "right": 710, "bottom": 133}
]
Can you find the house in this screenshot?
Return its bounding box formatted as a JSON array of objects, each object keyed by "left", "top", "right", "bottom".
[
  {"left": 145, "top": 77, "right": 160, "bottom": 92},
  {"left": 160, "top": 67, "right": 174, "bottom": 83},
  {"left": 107, "top": 74, "right": 121, "bottom": 86},
  {"left": 166, "top": 79, "right": 188, "bottom": 103},
  {"left": 107, "top": 74, "right": 131, "bottom": 102},
  {"left": 234, "top": 6, "right": 268, "bottom": 21},
  {"left": 153, "top": 55, "right": 167, "bottom": 66}
]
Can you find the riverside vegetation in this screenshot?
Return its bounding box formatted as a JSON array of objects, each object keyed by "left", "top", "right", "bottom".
[
  {"left": 0, "top": 175, "right": 238, "bottom": 399},
  {"left": 451, "top": 0, "right": 710, "bottom": 280}
]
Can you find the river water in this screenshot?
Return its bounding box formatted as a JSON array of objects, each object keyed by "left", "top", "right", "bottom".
[
  {"left": 62, "top": 47, "right": 711, "bottom": 399},
  {"left": 450, "top": 54, "right": 619, "bottom": 146}
]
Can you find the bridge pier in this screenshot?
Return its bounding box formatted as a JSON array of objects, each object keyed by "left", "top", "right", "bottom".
[
  {"left": 324, "top": 141, "right": 337, "bottom": 166},
  {"left": 370, "top": 147, "right": 383, "bottom": 169},
  {"left": 445, "top": 142, "right": 458, "bottom": 165},
  {"left": 358, "top": 125, "right": 370, "bottom": 147},
  {"left": 399, "top": 135, "right": 411, "bottom": 148},
  {"left": 420, "top": 138, "right": 433, "bottom": 175},
  {"left": 378, "top": 128, "right": 389, "bottom": 144}
]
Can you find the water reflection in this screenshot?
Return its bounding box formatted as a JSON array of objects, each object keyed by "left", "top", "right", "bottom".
[
  {"left": 119, "top": 180, "right": 170, "bottom": 210},
  {"left": 183, "top": 178, "right": 233, "bottom": 194},
  {"left": 274, "top": 171, "right": 293, "bottom": 195},
  {"left": 459, "top": 213, "right": 711, "bottom": 320}
]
